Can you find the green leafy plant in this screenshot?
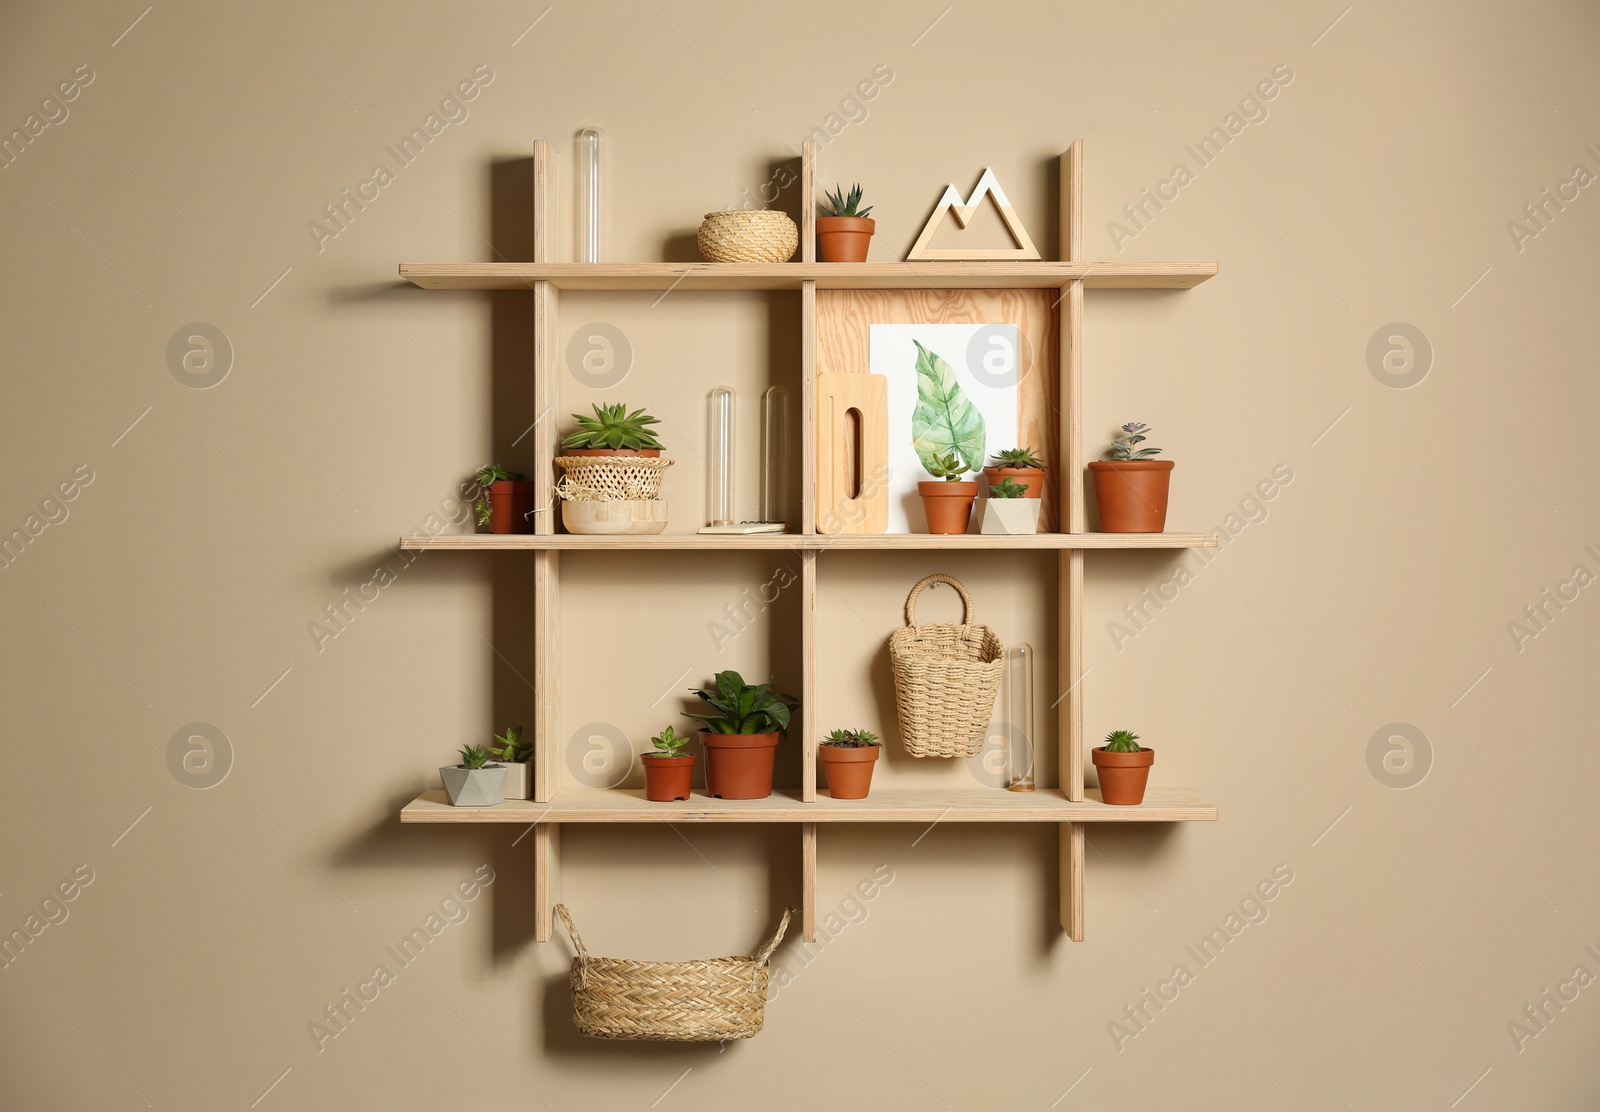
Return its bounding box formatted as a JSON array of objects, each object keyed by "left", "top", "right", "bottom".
[
  {"left": 821, "top": 183, "right": 873, "bottom": 219},
  {"left": 822, "top": 728, "right": 879, "bottom": 748},
  {"left": 488, "top": 726, "right": 528, "bottom": 763},
  {"left": 649, "top": 725, "right": 691, "bottom": 758},
  {"left": 924, "top": 451, "right": 971, "bottom": 482},
  {"left": 911, "top": 340, "right": 986, "bottom": 477},
  {"left": 563, "top": 403, "right": 665, "bottom": 452},
  {"left": 686, "top": 670, "right": 797, "bottom": 735},
  {"left": 991, "top": 447, "right": 1046, "bottom": 470},
  {"left": 458, "top": 743, "right": 493, "bottom": 769},
  {"left": 1102, "top": 729, "right": 1143, "bottom": 753},
  {"left": 1108, "top": 423, "right": 1162, "bottom": 461},
  {"left": 988, "top": 477, "right": 1027, "bottom": 499},
  {"left": 474, "top": 464, "right": 528, "bottom": 525}
]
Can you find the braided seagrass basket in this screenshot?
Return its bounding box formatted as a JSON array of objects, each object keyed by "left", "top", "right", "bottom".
[
  {"left": 554, "top": 454, "right": 672, "bottom": 501},
  {"left": 697, "top": 210, "right": 798, "bottom": 263},
  {"left": 889, "top": 573, "right": 1005, "bottom": 758},
  {"left": 555, "top": 904, "right": 792, "bottom": 1041}
]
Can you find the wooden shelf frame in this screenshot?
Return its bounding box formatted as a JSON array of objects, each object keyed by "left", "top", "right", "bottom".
[{"left": 399, "top": 139, "right": 1218, "bottom": 945}]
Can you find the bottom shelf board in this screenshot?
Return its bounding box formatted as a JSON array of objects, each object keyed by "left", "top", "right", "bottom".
[{"left": 401, "top": 785, "right": 1216, "bottom": 824}]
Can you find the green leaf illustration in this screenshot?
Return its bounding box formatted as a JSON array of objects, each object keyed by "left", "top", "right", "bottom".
[{"left": 910, "top": 340, "right": 986, "bottom": 474}]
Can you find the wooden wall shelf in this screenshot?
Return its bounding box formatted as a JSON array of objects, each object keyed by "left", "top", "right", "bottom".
[{"left": 396, "top": 139, "right": 1220, "bottom": 946}]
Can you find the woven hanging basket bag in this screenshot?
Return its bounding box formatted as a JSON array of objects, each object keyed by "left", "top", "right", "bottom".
[
  {"left": 554, "top": 454, "right": 673, "bottom": 501},
  {"left": 697, "top": 210, "right": 799, "bottom": 263},
  {"left": 889, "top": 573, "right": 1006, "bottom": 758},
  {"left": 555, "top": 904, "right": 792, "bottom": 1041}
]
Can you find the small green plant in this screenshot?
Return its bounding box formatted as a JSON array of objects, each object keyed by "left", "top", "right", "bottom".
[
  {"left": 991, "top": 447, "right": 1046, "bottom": 470},
  {"left": 488, "top": 726, "right": 528, "bottom": 763},
  {"left": 687, "top": 670, "right": 797, "bottom": 735},
  {"left": 649, "top": 725, "right": 691, "bottom": 758},
  {"left": 821, "top": 183, "right": 873, "bottom": 219},
  {"left": 458, "top": 743, "right": 493, "bottom": 769},
  {"left": 925, "top": 451, "right": 972, "bottom": 482},
  {"left": 989, "top": 477, "right": 1027, "bottom": 499},
  {"left": 822, "top": 728, "right": 879, "bottom": 748},
  {"left": 1108, "top": 423, "right": 1162, "bottom": 461},
  {"left": 474, "top": 464, "right": 528, "bottom": 525},
  {"left": 1102, "top": 729, "right": 1143, "bottom": 753},
  {"left": 563, "top": 403, "right": 665, "bottom": 452}
]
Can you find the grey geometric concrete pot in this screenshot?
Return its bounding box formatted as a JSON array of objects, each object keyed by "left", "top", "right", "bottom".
[
  {"left": 500, "top": 761, "right": 532, "bottom": 800},
  {"left": 980, "top": 499, "right": 1042, "bottom": 535},
  {"left": 440, "top": 764, "right": 508, "bottom": 806}
]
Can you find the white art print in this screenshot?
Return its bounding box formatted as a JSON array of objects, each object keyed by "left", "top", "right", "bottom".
[{"left": 869, "top": 323, "right": 1020, "bottom": 532}]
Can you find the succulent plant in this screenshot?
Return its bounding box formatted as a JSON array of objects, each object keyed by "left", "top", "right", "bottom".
[
  {"left": 687, "top": 670, "right": 797, "bottom": 735},
  {"left": 821, "top": 183, "right": 873, "bottom": 219},
  {"left": 474, "top": 464, "right": 529, "bottom": 525},
  {"left": 488, "top": 725, "right": 528, "bottom": 763},
  {"left": 1108, "top": 423, "right": 1162, "bottom": 461},
  {"left": 563, "top": 403, "right": 665, "bottom": 452},
  {"left": 991, "top": 447, "right": 1046, "bottom": 469},
  {"left": 989, "top": 477, "right": 1027, "bottom": 499},
  {"left": 924, "top": 451, "right": 972, "bottom": 482},
  {"left": 458, "top": 743, "right": 493, "bottom": 769},
  {"left": 822, "top": 728, "right": 880, "bottom": 748},
  {"left": 649, "top": 725, "right": 691, "bottom": 758},
  {"left": 1102, "top": 729, "right": 1143, "bottom": 754}
]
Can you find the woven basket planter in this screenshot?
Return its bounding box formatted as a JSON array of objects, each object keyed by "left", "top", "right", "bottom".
[
  {"left": 555, "top": 454, "right": 673, "bottom": 502},
  {"left": 697, "top": 210, "right": 798, "bottom": 263},
  {"left": 889, "top": 573, "right": 1005, "bottom": 758},
  {"left": 555, "top": 904, "right": 792, "bottom": 1041}
]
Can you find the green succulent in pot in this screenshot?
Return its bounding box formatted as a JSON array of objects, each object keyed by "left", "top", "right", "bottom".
[
  {"left": 687, "top": 670, "right": 798, "bottom": 801},
  {"left": 563, "top": 403, "right": 665, "bottom": 453}
]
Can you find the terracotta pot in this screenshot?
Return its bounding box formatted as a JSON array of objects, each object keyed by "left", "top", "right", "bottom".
[
  {"left": 641, "top": 753, "right": 695, "bottom": 802},
  {"left": 917, "top": 480, "right": 979, "bottom": 534},
  {"left": 982, "top": 466, "right": 1045, "bottom": 499},
  {"left": 818, "top": 745, "right": 879, "bottom": 799},
  {"left": 816, "top": 216, "right": 875, "bottom": 262},
  {"left": 562, "top": 448, "right": 662, "bottom": 458},
  {"left": 1092, "top": 746, "right": 1155, "bottom": 805},
  {"left": 701, "top": 731, "right": 780, "bottom": 799},
  {"left": 1088, "top": 460, "right": 1174, "bottom": 533},
  {"left": 486, "top": 480, "right": 535, "bottom": 534}
]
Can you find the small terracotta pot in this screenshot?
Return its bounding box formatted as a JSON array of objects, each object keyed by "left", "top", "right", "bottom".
[
  {"left": 982, "top": 466, "right": 1045, "bottom": 499},
  {"left": 701, "top": 731, "right": 780, "bottom": 799},
  {"left": 917, "top": 480, "right": 979, "bottom": 534},
  {"left": 818, "top": 745, "right": 879, "bottom": 799},
  {"left": 561, "top": 448, "right": 662, "bottom": 458},
  {"left": 487, "top": 480, "right": 535, "bottom": 534},
  {"left": 1089, "top": 460, "right": 1174, "bottom": 532},
  {"left": 641, "top": 753, "right": 695, "bottom": 802},
  {"left": 1092, "top": 746, "right": 1155, "bottom": 805},
  {"left": 816, "top": 216, "right": 875, "bottom": 262}
]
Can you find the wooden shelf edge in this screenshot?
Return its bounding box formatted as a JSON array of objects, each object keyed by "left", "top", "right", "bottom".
[{"left": 397, "top": 532, "right": 1219, "bottom": 551}]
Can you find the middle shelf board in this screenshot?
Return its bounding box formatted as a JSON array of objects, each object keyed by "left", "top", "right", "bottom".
[
  {"left": 401, "top": 786, "right": 1217, "bottom": 824},
  {"left": 399, "top": 532, "right": 1219, "bottom": 552}
]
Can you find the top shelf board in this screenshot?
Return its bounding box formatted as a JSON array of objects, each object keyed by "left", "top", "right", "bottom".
[{"left": 398, "top": 261, "right": 1219, "bottom": 292}]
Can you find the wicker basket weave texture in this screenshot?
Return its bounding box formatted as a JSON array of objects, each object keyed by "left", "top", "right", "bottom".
[
  {"left": 697, "top": 210, "right": 799, "bottom": 263},
  {"left": 556, "top": 904, "right": 792, "bottom": 1041},
  {"left": 554, "top": 454, "right": 672, "bottom": 501},
  {"left": 889, "top": 573, "right": 1006, "bottom": 758}
]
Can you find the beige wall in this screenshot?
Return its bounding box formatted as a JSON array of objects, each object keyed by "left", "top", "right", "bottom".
[{"left": 3, "top": 1, "right": 1598, "bottom": 1108}]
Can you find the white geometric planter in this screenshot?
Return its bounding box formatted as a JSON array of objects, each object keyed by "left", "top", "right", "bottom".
[
  {"left": 500, "top": 761, "right": 532, "bottom": 800},
  {"left": 440, "top": 764, "right": 508, "bottom": 806},
  {"left": 980, "top": 499, "right": 1042, "bottom": 535}
]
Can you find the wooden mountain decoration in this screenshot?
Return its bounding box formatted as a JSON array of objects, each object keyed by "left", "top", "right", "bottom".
[{"left": 906, "top": 168, "right": 1041, "bottom": 261}]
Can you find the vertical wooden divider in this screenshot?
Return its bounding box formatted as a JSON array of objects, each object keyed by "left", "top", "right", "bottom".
[
  {"left": 799, "top": 141, "right": 819, "bottom": 942},
  {"left": 1059, "top": 141, "right": 1087, "bottom": 942},
  {"left": 531, "top": 138, "right": 560, "bottom": 941}
]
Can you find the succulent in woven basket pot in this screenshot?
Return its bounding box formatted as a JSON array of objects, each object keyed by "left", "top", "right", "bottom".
[
  {"left": 817, "top": 183, "right": 875, "bottom": 262},
  {"left": 1092, "top": 729, "right": 1154, "bottom": 806},
  {"left": 686, "top": 670, "right": 797, "bottom": 800},
  {"left": 561, "top": 403, "right": 665, "bottom": 458},
  {"left": 472, "top": 464, "right": 534, "bottom": 534},
  {"left": 1089, "top": 422, "right": 1173, "bottom": 533},
  {"left": 641, "top": 725, "right": 695, "bottom": 802},
  {"left": 818, "top": 728, "right": 880, "bottom": 799}
]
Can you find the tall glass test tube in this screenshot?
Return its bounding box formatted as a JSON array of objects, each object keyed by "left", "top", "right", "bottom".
[
  {"left": 1006, "top": 644, "right": 1036, "bottom": 791},
  {"left": 707, "top": 387, "right": 734, "bottom": 526},
  {"left": 576, "top": 128, "right": 602, "bottom": 263},
  {"left": 761, "top": 386, "right": 789, "bottom": 524}
]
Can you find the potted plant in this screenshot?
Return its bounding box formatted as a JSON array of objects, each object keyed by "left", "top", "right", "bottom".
[
  {"left": 1088, "top": 422, "right": 1173, "bottom": 533},
  {"left": 818, "top": 728, "right": 880, "bottom": 800},
  {"left": 1092, "top": 729, "right": 1154, "bottom": 806},
  {"left": 488, "top": 725, "right": 530, "bottom": 799},
  {"left": 980, "top": 477, "right": 1041, "bottom": 535},
  {"left": 562, "top": 403, "right": 665, "bottom": 457},
  {"left": 440, "top": 744, "right": 508, "bottom": 807},
  {"left": 473, "top": 464, "right": 533, "bottom": 535},
  {"left": 686, "top": 669, "right": 797, "bottom": 800},
  {"left": 817, "top": 183, "right": 875, "bottom": 262},
  {"left": 983, "top": 447, "right": 1046, "bottom": 500},
  {"left": 641, "top": 725, "right": 696, "bottom": 802},
  {"left": 557, "top": 403, "right": 673, "bottom": 535},
  {"left": 917, "top": 452, "right": 980, "bottom": 534}
]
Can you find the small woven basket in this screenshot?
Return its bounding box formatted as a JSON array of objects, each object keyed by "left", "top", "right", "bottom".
[
  {"left": 555, "top": 455, "right": 673, "bottom": 501},
  {"left": 697, "top": 210, "right": 798, "bottom": 263},
  {"left": 889, "top": 573, "right": 1006, "bottom": 758},
  {"left": 555, "top": 904, "right": 792, "bottom": 1041}
]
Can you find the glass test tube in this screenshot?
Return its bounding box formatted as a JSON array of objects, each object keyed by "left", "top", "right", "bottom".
[
  {"left": 707, "top": 387, "right": 734, "bottom": 526},
  {"left": 1006, "top": 643, "right": 1036, "bottom": 791},
  {"left": 761, "top": 386, "right": 790, "bottom": 524},
  {"left": 576, "top": 128, "right": 602, "bottom": 263}
]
